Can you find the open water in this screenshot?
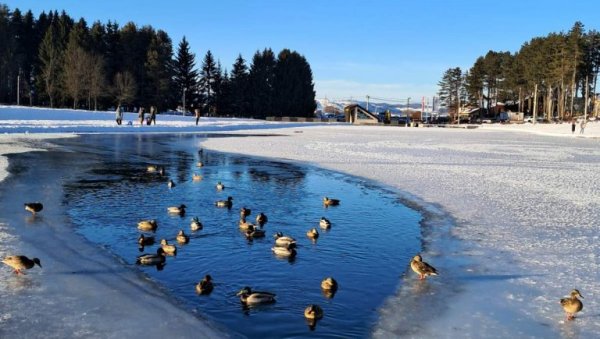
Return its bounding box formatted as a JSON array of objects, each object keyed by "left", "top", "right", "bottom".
[{"left": 11, "top": 133, "right": 422, "bottom": 338}]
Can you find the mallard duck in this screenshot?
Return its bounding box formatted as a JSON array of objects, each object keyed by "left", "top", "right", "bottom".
[
  {"left": 192, "top": 173, "right": 202, "bottom": 182},
  {"left": 239, "top": 217, "right": 255, "bottom": 230},
  {"left": 304, "top": 304, "right": 324, "bottom": 320},
  {"left": 256, "top": 213, "right": 268, "bottom": 226},
  {"left": 138, "top": 234, "right": 155, "bottom": 246},
  {"left": 272, "top": 245, "right": 297, "bottom": 258},
  {"left": 137, "top": 219, "right": 158, "bottom": 231},
  {"left": 273, "top": 232, "right": 296, "bottom": 247},
  {"left": 167, "top": 204, "right": 186, "bottom": 215},
  {"left": 306, "top": 228, "right": 319, "bottom": 240},
  {"left": 147, "top": 165, "right": 158, "bottom": 173},
  {"left": 196, "top": 274, "right": 214, "bottom": 295},
  {"left": 167, "top": 179, "right": 176, "bottom": 188},
  {"left": 321, "top": 277, "right": 338, "bottom": 291},
  {"left": 176, "top": 230, "right": 190, "bottom": 244},
  {"left": 319, "top": 217, "right": 331, "bottom": 229},
  {"left": 323, "top": 197, "right": 340, "bottom": 206},
  {"left": 190, "top": 216, "right": 203, "bottom": 231},
  {"left": 245, "top": 225, "right": 266, "bottom": 239},
  {"left": 24, "top": 202, "right": 43, "bottom": 214},
  {"left": 158, "top": 167, "right": 165, "bottom": 176},
  {"left": 2, "top": 255, "right": 42, "bottom": 275},
  {"left": 160, "top": 239, "right": 177, "bottom": 255},
  {"left": 216, "top": 181, "right": 225, "bottom": 190},
  {"left": 215, "top": 196, "right": 233, "bottom": 208},
  {"left": 237, "top": 286, "right": 276, "bottom": 305},
  {"left": 410, "top": 254, "right": 438, "bottom": 280},
  {"left": 560, "top": 289, "right": 584, "bottom": 320},
  {"left": 196, "top": 161, "right": 204, "bottom": 167},
  {"left": 240, "top": 207, "right": 252, "bottom": 219},
  {"left": 136, "top": 248, "right": 166, "bottom": 265}
]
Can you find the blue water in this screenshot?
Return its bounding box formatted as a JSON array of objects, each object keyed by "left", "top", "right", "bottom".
[{"left": 61, "top": 134, "right": 421, "bottom": 338}]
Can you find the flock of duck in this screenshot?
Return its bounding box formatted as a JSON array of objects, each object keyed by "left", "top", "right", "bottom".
[{"left": 1, "top": 158, "right": 585, "bottom": 327}]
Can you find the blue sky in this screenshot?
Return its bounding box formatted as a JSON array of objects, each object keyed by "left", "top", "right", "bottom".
[{"left": 6, "top": 0, "right": 599, "bottom": 103}]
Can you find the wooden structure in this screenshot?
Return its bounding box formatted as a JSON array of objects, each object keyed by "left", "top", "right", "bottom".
[{"left": 343, "top": 104, "right": 379, "bottom": 125}]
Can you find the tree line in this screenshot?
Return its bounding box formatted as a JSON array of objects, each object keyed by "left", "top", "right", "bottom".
[
  {"left": 0, "top": 4, "right": 317, "bottom": 118},
  {"left": 438, "top": 22, "right": 600, "bottom": 120}
]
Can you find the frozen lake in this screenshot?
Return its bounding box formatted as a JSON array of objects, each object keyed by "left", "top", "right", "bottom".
[{"left": 2, "top": 133, "right": 422, "bottom": 338}]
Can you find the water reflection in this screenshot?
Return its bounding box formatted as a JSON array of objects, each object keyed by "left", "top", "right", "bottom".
[{"left": 59, "top": 133, "right": 422, "bottom": 339}]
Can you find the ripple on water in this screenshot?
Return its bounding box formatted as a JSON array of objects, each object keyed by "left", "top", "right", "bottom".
[{"left": 62, "top": 134, "right": 422, "bottom": 338}]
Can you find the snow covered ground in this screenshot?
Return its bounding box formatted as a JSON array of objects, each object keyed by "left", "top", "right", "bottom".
[{"left": 1, "top": 105, "right": 599, "bottom": 337}]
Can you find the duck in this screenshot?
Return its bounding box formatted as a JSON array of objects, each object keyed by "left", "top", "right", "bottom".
[
  {"left": 215, "top": 196, "right": 233, "bottom": 208},
  {"left": 306, "top": 228, "right": 319, "bottom": 240},
  {"left": 237, "top": 286, "right": 276, "bottom": 305},
  {"left": 176, "top": 230, "right": 190, "bottom": 244},
  {"left": 560, "top": 289, "right": 584, "bottom": 320},
  {"left": 256, "top": 213, "right": 268, "bottom": 226},
  {"left": 192, "top": 173, "right": 202, "bottom": 182},
  {"left": 138, "top": 234, "right": 155, "bottom": 246},
  {"left": 240, "top": 207, "right": 252, "bottom": 219},
  {"left": 216, "top": 181, "right": 225, "bottom": 190},
  {"left": 304, "top": 304, "right": 324, "bottom": 320},
  {"left": 271, "top": 245, "right": 297, "bottom": 258},
  {"left": 245, "top": 224, "right": 266, "bottom": 239},
  {"left": 321, "top": 277, "right": 338, "bottom": 291},
  {"left": 196, "top": 161, "right": 204, "bottom": 167},
  {"left": 167, "top": 179, "right": 176, "bottom": 188},
  {"left": 190, "top": 216, "right": 203, "bottom": 231},
  {"left": 147, "top": 165, "right": 158, "bottom": 173},
  {"left": 196, "top": 274, "right": 214, "bottom": 295},
  {"left": 2, "top": 255, "right": 42, "bottom": 275},
  {"left": 319, "top": 217, "right": 331, "bottom": 229},
  {"left": 136, "top": 248, "right": 166, "bottom": 265},
  {"left": 167, "top": 204, "right": 186, "bottom": 215},
  {"left": 238, "top": 217, "right": 255, "bottom": 230},
  {"left": 24, "top": 202, "right": 43, "bottom": 214},
  {"left": 160, "top": 239, "right": 177, "bottom": 255},
  {"left": 273, "top": 232, "right": 297, "bottom": 248},
  {"left": 137, "top": 219, "right": 158, "bottom": 231},
  {"left": 410, "top": 254, "right": 438, "bottom": 280},
  {"left": 323, "top": 197, "right": 340, "bottom": 206}
]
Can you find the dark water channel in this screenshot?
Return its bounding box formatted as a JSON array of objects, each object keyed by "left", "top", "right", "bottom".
[{"left": 22, "top": 134, "right": 422, "bottom": 338}]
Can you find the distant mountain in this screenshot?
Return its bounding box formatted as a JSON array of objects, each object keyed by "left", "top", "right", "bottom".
[{"left": 315, "top": 98, "right": 438, "bottom": 116}]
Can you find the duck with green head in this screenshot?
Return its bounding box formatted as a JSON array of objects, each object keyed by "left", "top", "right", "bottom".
[{"left": 237, "top": 286, "right": 276, "bottom": 305}]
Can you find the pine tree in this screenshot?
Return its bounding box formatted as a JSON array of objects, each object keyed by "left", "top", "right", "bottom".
[
  {"left": 199, "top": 50, "right": 218, "bottom": 113},
  {"left": 173, "top": 36, "right": 198, "bottom": 112},
  {"left": 229, "top": 54, "right": 249, "bottom": 116},
  {"left": 144, "top": 30, "right": 173, "bottom": 111},
  {"left": 272, "top": 49, "right": 316, "bottom": 118},
  {"left": 248, "top": 48, "right": 276, "bottom": 118},
  {"left": 38, "top": 18, "right": 66, "bottom": 107}
]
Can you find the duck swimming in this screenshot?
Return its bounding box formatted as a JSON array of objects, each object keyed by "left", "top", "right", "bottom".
[
  {"left": 240, "top": 207, "right": 252, "bottom": 219},
  {"left": 196, "top": 161, "right": 204, "bottom": 167},
  {"left": 137, "top": 219, "right": 158, "bottom": 231},
  {"left": 215, "top": 196, "right": 233, "bottom": 208},
  {"left": 273, "top": 232, "right": 296, "bottom": 248},
  {"left": 237, "top": 286, "right": 276, "bottom": 305},
  {"left": 176, "top": 230, "right": 190, "bottom": 244},
  {"left": 167, "top": 179, "right": 176, "bottom": 188},
  {"left": 167, "top": 204, "right": 186, "bottom": 216},
  {"left": 410, "top": 254, "right": 438, "bottom": 280},
  {"left": 160, "top": 239, "right": 177, "bottom": 255},
  {"left": 323, "top": 197, "right": 340, "bottom": 206},
  {"left": 271, "top": 245, "right": 297, "bottom": 258},
  {"left": 256, "top": 213, "right": 268, "bottom": 226},
  {"left": 304, "top": 304, "right": 324, "bottom": 320},
  {"left": 190, "top": 217, "right": 203, "bottom": 231},
  {"left": 138, "top": 234, "right": 155, "bottom": 246},
  {"left": 321, "top": 277, "right": 338, "bottom": 291},
  {"left": 216, "top": 181, "right": 225, "bottom": 190},
  {"left": 192, "top": 173, "right": 202, "bottom": 182},
  {"left": 24, "top": 202, "right": 43, "bottom": 214},
  {"left": 136, "top": 248, "right": 166, "bottom": 265},
  {"left": 245, "top": 224, "right": 266, "bottom": 239},
  {"left": 196, "top": 274, "right": 214, "bottom": 295},
  {"left": 319, "top": 217, "right": 331, "bottom": 229},
  {"left": 560, "top": 289, "right": 583, "bottom": 320},
  {"left": 2, "top": 255, "right": 42, "bottom": 275},
  {"left": 239, "top": 218, "right": 255, "bottom": 230},
  {"left": 306, "top": 228, "right": 319, "bottom": 240}
]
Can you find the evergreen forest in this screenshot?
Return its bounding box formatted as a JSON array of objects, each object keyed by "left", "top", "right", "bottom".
[{"left": 0, "top": 4, "right": 317, "bottom": 118}]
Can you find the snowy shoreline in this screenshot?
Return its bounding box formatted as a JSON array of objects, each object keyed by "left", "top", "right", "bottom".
[{"left": 2, "top": 106, "right": 600, "bottom": 337}]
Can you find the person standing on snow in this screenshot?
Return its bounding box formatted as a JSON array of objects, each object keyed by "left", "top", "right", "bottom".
[
  {"left": 115, "top": 105, "right": 123, "bottom": 125},
  {"left": 195, "top": 108, "right": 201, "bottom": 125},
  {"left": 138, "top": 107, "right": 145, "bottom": 125},
  {"left": 149, "top": 106, "right": 157, "bottom": 125}
]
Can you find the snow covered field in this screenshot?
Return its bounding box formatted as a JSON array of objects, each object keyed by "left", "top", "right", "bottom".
[{"left": 1, "top": 105, "right": 599, "bottom": 337}]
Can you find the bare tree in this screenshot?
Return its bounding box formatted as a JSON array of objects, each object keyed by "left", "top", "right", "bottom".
[
  {"left": 87, "top": 53, "right": 105, "bottom": 110},
  {"left": 114, "top": 71, "right": 136, "bottom": 106},
  {"left": 63, "top": 45, "right": 87, "bottom": 108}
]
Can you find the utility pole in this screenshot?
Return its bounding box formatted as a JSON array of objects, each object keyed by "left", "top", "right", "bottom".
[
  {"left": 584, "top": 75, "right": 589, "bottom": 121},
  {"left": 366, "top": 95, "right": 370, "bottom": 111},
  {"left": 457, "top": 87, "right": 460, "bottom": 125},
  {"left": 533, "top": 83, "right": 538, "bottom": 124},
  {"left": 406, "top": 97, "right": 411, "bottom": 127},
  {"left": 17, "top": 73, "right": 20, "bottom": 106}
]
